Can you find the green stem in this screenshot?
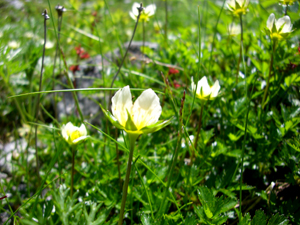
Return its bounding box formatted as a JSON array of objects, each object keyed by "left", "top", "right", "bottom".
[
  {"left": 35, "top": 11, "right": 48, "bottom": 187},
  {"left": 118, "top": 134, "right": 139, "bottom": 225},
  {"left": 71, "top": 146, "right": 76, "bottom": 197},
  {"left": 143, "top": 21, "right": 145, "bottom": 55},
  {"left": 236, "top": 14, "right": 243, "bottom": 85},
  {"left": 208, "top": 0, "right": 226, "bottom": 71},
  {"left": 164, "top": 0, "right": 168, "bottom": 44},
  {"left": 262, "top": 41, "right": 276, "bottom": 109},
  {"left": 194, "top": 102, "right": 204, "bottom": 151}
]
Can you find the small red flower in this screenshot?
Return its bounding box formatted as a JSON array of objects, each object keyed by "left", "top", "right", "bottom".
[
  {"left": 75, "top": 46, "right": 83, "bottom": 55},
  {"left": 173, "top": 80, "right": 181, "bottom": 89},
  {"left": 168, "top": 68, "right": 179, "bottom": 75},
  {"left": 70, "top": 65, "right": 80, "bottom": 73},
  {"left": 298, "top": 46, "right": 300, "bottom": 54},
  {"left": 79, "top": 52, "right": 90, "bottom": 59}
]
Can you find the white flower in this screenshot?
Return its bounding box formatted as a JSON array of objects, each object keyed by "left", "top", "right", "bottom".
[
  {"left": 112, "top": 86, "right": 162, "bottom": 131},
  {"left": 191, "top": 76, "right": 220, "bottom": 101},
  {"left": 228, "top": 23, "right": 241, "bottom": 36},
  {"left": 266, "top": 13, "right": 293, "bottom": 40},
  {"left": 129, "top": 2, "right": 156, "bottom": 22},
  {"left": 8, "top": 41, "right": 20, "bottom": 49},
  {"left": 61, "top": 122, "right": 88, "bottom": 145},
  {"left": 227, "top": 0, "right": 250, "bottom": 16}
]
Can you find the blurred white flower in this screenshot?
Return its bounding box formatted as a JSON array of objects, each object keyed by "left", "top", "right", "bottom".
[
  {"left": 8, "top": 41, "right": 20, "bottom": 49},
  {"left": 228, "top": 23, "right": 241, "bottom": 36},
  {"left": 129, "top": 2, "right": 156, "bottom": 22},
  {"left": 61, "top": 122, "right": 88, "bottom": 145},
  {"left": 266, "top": 13, "right": 293, "bottom": 40},
  {"left": 227, "top": 0, "right": 250, "bottom": 16},
  {"left": 191, "top": 76, "right": 220, "bottom": 101}
]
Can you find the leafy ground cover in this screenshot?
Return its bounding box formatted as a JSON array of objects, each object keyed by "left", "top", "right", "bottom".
[{"left": 1, "top": 0, "right": 300, "bottom": 224}]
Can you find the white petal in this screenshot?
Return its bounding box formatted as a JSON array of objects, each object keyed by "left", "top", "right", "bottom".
[
  {"left": 61, "top": 124, "right": 68, "bottom": 140},
  {"left": 226, "top": 0, "right": 236, "bottom": 8},
  {"left": 245, "top": 0, "right": 250, "bottom": 6},
  {"left": 131, "top": 2, "right": 140, "bottom": 16},
  {"left": 144, "top": 4, "right": 156, "bottom": 16},
  {"left": 236, "top": 0, "right": 244, "bottom": 6},
  {"left": 79, "top": 124, "right": 87, "bottom": 136},
  {"left": 267, "top": 13, "right": 275, "bottom": 31},
  {"left": 129, "top": 11, "right": 137, "bottom": 21},
  {"left": 198, "top": 76, "right": 211, "bottom": 97},
  {"left": 73, "top": 136, "right": 88, "bottom": 144},
  {"left": 191, "top": 77, "right": 196, "bottom": 92},
  {"left": 210, "top": 80, "right": 220, "bottom": 98},
  {"left": 131, "top": 89, "right": 162, "bottom": 129},
  {"left": 112, "top": 86, "right": 133, "bottom": 127},
  {"left": 278, "top": 16, "right": 292, "bottom": 33}
]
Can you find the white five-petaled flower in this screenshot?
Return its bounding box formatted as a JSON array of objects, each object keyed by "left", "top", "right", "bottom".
[
  {"left": 61, "top": 122, "right": 88, "bottom": 145},
  {"left": 227, "top": 0, "right": 250, "bottom": 16},
  {"left": 191, "top": 76, "right": 220, "bottom": 101},
  {"left": 129, "top": 2, "right": 156, "bottom": 22},
  {"left": 111, "top": 86, "right": 163, "bottom": 134},
  {"left": 266, "top": 13, "right": 293, "bottom": 40}
]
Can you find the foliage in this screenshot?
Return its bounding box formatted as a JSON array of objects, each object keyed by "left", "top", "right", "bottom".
[{"left": 0, "top": 0, "right": 300, "bottom": 224}]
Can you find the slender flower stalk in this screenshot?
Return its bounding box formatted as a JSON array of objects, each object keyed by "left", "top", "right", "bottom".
[
  {"left": 194, "top": 101, "right": 204, "bottom": 151},
  {"left": 191, "top": 76, "right": 220, "bottom": 150},
  {"left": 61, "top": 122, "right": 88, "bottom": 196},
  {"left": 164, "top": 0, "right": 168, "bottom": 44},
  {"left": 262, "top": 13, "right": 293, "bottom": 109},
  {"left": 52, "top": 5, "right": 66, "bottom": 118},
  {"left": 101, "top": 86, "right": 170, "bottom": 224},
  {"left": 118, "top": 133, "right": 139, "bottom": 225},
  {"left": 262, "top": 41, "right": 276, "bottom": 109},
  {"left": 35, "top": 10, "right": 49, "bottom": 186},
  {"left": 157, "top": 91, "right": 185, "bottom": 217},
  {"left": 110, "top": 3, "right": 144, "bottom": 88},
  {"left": 236, "top": 14, "right": 243, "bottom": 84},
  {"left": 71, "top": 146, "right": 75, "bottom": 197}
]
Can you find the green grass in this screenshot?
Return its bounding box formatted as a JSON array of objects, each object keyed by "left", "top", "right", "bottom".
[{"left": 1, "top": 0, "right": 300, "bottom": 224}]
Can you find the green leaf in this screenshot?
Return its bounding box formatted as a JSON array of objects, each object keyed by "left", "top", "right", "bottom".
[
  {"left": 197, "top": 187, "right": 215, "bottom": 218},
  {"left": 238, "top": 213, "right": 251, "bottom": 225},
  {"left": 228, "top": 131, "right": 244, "bottom": 142},
  {"left": 140, "top": 118, "right": 172, "bottom": 134},
  {"left": 99, "top": 104, "right": 123, "bottom": 130},
  {"left": 267, "top": 213, "right": 289, "bottom": 225},
  {"left": 125, "top": 109, "right": 138, "bottom": 131},
  {"left": 252, "top": 210, "right": 267, "bottom": 225}
]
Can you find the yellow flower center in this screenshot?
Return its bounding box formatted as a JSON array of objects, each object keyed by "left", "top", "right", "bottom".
[
  {"left": 270, "top": 32, "right": 283, "bottom": 40},
  {"left": 233, "top": 8, "right": 247, "bottom": 16},
  {"left": 139, "top": 13, "right": 150, "bottom": 22},
  {"left": 70, "top": 130, "right": 81, "bottom": 142}
]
